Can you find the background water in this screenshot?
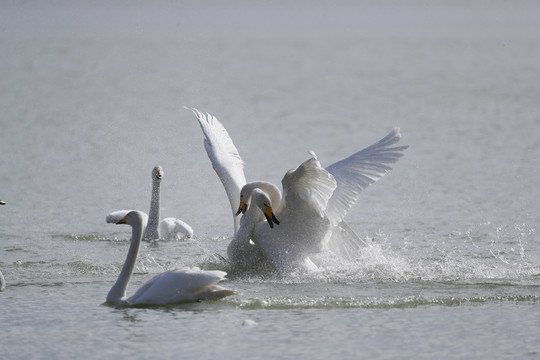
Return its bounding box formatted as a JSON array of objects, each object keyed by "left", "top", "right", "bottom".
[{"left": 1, "top": 1, "right": 539, "bottom": 359}]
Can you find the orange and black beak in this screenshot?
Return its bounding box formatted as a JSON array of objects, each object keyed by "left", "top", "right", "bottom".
[
  {"left": 116, "top": 214, "right": 128, "bottom": 224},
  {"left": 264, "top": 205, "right": 280, "bottom": 228},
  {"left": 235, "top": 196, "right": 247, "bottom": 216}
]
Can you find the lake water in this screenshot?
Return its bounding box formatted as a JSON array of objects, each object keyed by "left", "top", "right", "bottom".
[{"left": 1, "top": 1, "right": 539, "bottom": 359}]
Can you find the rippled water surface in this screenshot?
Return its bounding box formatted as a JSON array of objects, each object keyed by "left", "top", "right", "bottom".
[{"left": 1, "top": 1, "right": 539, "bottom": 359}]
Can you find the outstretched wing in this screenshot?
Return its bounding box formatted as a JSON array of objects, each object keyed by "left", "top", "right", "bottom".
[
  {"left": 325, "top": 128, "right": 408, "bottom": 226},
  {"left": 185, "top": 107, "right": 247, "bottom": 233},
  {"left": 281, "top": 152, "right": 337, "bottom": 218}
]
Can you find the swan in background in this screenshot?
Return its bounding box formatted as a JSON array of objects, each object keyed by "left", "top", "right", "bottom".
[
  {"left": 106, "top": 211, "right": 236, "bottom": 305},
  {"left": 106, "top": 166, "right": 193, "bottom": 240},
  {"left": 186, "top": 107, "right": 408, "bottom": 272},
  {"left": 0, "top": 200, "right": 5, "bottom": 205}
]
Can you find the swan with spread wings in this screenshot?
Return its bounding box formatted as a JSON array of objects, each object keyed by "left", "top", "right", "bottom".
[{"left": 186, "top": 107, "right": 408, "bottom": 272}]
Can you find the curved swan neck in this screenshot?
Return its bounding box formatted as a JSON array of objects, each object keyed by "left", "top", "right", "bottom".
[
  {"left": 244, "top": 182, "right": 281, "bottom": 203},
  {"left": 106, "top": 218, "right": 143, "bottom": 302},
  {"left": 239, "top": 182, "right": 283, "bottom": 221},
  {"left": 228, "top": 189, "right": 274, "bottom": 264},
  {"left": 234, "top": 189, "right": 272, "bottom": 244},
  {"left": 228, "top": 201, "right": 262, "bottom": 260},
  {"left": 236, "top": 204, "right": 260, "bottom": 239},
  {"left": 233, "top": 181, "right": 282, "bottom": 236}
]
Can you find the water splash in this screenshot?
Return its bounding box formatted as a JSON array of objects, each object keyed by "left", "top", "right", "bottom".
[{"left": 193, "top": 222, "right": 538, "bottom": 285}]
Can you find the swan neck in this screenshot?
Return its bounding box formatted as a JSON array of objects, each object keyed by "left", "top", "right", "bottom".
[
  {"left": 106, "top": 220, "right": 143, "bottom": 302},
  {"left": 146, "top": 178, "right": 161, "bottom": 237},
  {"left": 228, "top": 204, "right": 261, "bottom": 261},
  {"left": 233, "top": 214, "right": 242, "bottom": 235},
  {"left": 233, "top": 181, "right": 279, "bottom": 236},
  {"left": 245, "top": 181, "right": 282, "bottom": 209},
  {"left": 235, "top": 204, "right": 262, "bottom": 241}
]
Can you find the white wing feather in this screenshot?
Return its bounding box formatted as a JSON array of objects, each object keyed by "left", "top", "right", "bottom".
[
  {"left": 325, "top": 128, "right": 409, "bottom": 225},
  {"left": 281, "top": 152, "right": 337, "bottom": 218},
  {"left": 186, "top": 107, "right": 247, "bottom": 232},
  {"left": 127, "top": 267, "right": 234, "bottom": 305}
]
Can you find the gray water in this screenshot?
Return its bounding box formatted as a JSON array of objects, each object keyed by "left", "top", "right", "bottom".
[{"left": 1, "top": 1, "right": 539, "bottom": 359}]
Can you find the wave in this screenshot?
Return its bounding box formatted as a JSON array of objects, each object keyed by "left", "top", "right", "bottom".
[
  {"left": 52, "top": 233, "right": 118, "bottom": 242},
  {"left": 231, "top": 294, "right": 540, "bottom": 310}
]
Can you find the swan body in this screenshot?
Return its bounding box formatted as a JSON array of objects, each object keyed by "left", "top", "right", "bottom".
[
  {"left": 187, "top": 107, "right": 408, "bottom": 272},
  {"left": 106, "top": 166, "right": 193, "bottom": 240},
  {"left": 235, "top": 155, "right": 336, "bottom": 271},
  {"left": 0, "top": 200, "right": 5, "bottom": 205},
  {"left": 106, "top": 211, "right": 236, "bottom": 305}
]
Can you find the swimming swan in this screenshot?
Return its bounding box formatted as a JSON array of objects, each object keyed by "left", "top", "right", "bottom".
[
  {"left": 0, "top": 200, "right": 5, "bottom": 205},
  {"left": 106, "top": 210, "right": 236, "bottom": 305},
  {"left": 106, "top": 166, "right": 193, "bottom": 240},
  {"left": 186, "top": 107, "right": 408, "bottom": 272}
]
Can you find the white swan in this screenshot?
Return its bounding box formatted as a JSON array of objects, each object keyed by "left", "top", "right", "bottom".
[
  {"left": 106, "top": 166, "right": 193, "bottom": 240},
  {"left": 186, "top": 107, "right": 408, "bottom": 272},
  {"left": 106, "top": 210, "right": 236, "bottom": 305},
  {"left": 0, "top": 200, "right": 5, "bottom": 205},
  {"left": 227, "top": 188, "right": 280, "bottom": 272}
]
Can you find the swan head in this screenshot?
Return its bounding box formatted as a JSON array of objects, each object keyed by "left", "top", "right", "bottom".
[
  {"left": 152, "top": 166, "right": 163, "bottom": 181},
  {"left": 116, "top": 210, "right": 146, "bottom": 226},
  {"left": 236, "top": 184, "right": 254, "bottom": 215},
  {"left": 235, "top": 194, "right": 247, "bottom": 215},
  {"left": 250, "top": 189, "right": 280, "bottom": 228},
  {"left": 235, "top": 182, "right": 282, "bottom": 217}
]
